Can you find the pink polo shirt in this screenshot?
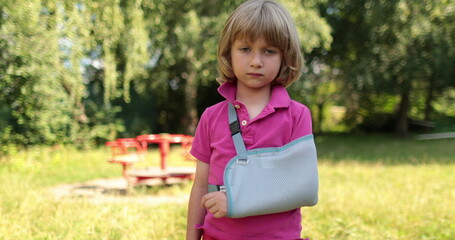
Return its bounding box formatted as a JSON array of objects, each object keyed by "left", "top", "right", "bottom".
[{"left": 191, "top": 82, "right": 313, "bottom": 240}]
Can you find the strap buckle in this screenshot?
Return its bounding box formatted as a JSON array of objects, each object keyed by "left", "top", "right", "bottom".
[
  {"left": 218, "top": 185, "right": 226, "bottom": 192},
  {"left": 208, "top": 184, "right": 226, "bottom": 193},
  {"left": 229, "top": 121, "right": 241, "bottom": 136},
  {"left": 236, "top": 155, "right": 248, "bottom": 165}
]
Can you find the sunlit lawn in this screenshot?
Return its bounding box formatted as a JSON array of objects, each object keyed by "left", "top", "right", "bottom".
[{"left": 0, "top": 135, "right": 454, "bottom": 240}]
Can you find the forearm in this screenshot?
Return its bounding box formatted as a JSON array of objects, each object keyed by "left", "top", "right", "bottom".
[
  {"left": 186, "top": 161, "right": 209, "bottom": 240},
  {"left": 186, "top": 184, "right": 207, "bottom": 240}
]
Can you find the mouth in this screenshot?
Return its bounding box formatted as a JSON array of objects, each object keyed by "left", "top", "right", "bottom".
[{"left": 247, "top": 73, "right": 263, "bottom": 77}]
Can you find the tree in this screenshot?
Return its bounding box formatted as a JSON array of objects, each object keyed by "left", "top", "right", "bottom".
[
  {"left": 0, "top": 0, "right": 335, "bottom": 147},
  {"left": 0, "top": 0, "right": 75, "bottom": 145},
  {"left": 321, "top": 0, "right": 455, "bottom": 137},
  {"left": 0, "top": 0, "right": 129, "bottom": 146}
]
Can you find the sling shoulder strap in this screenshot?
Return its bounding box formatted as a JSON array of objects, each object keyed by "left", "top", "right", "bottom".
[
  {"left": 208, "top": 102, "right": 247, "bottom": 193},
  {"left": 228, "top": 102, "right": 247, "bottom": 161}
]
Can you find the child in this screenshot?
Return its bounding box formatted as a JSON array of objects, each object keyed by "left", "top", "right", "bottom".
[{"left": 186, "top": 0, "right": 314, "bottom": 239}]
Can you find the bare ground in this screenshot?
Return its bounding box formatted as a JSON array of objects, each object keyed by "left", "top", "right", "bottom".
[{"left": 49, "top": 177, "right": 190, "bottom": 205}]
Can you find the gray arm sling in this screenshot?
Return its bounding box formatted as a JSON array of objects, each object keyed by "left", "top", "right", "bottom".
[{"left": 208, "top": 103, "right": 318, "bottom": 218}]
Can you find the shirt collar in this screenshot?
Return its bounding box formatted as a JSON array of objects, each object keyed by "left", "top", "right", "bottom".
[{"left": 217, "top": 82, "right": 290, "bottom": 109}]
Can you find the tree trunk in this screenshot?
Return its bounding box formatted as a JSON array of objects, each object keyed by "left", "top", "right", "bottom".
[
  {"left": 183, "top": 69, "right": 198, "bottom": 135},
  {"left": 316, "top": 102, "right": 324, "bottom": 134},
  {"left": 182, "top": 48, "right": 198, "bottom": 135},
  {"left": 395, "top": 84, "right": 411, "bottom": 138},
  {"left": 424, "top": 75, "right": 435, "bottom": 122}
]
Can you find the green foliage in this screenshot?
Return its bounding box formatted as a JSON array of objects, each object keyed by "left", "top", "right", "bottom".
[
  {"left": 320, "top": 0, "right": 455, "bottom": 135},
  {"left": 1, "top": 0, "right": 454, "bottom": 147},
  {"left": 121, "top": 0, "right": 149, "bottom": 103},
  {"left": 283, "top": 0, "right": 333, "bottom": 52},
  {"left": 0, "top": 0, "right": 142, "bottom": 146},
  {"left": 0, "top": 0, "right": 76, "bottom": 145}
]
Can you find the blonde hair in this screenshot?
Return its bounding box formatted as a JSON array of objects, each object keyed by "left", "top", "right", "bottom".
[{"left": 217, "top": 0, "right": 303, "bottom": 87}]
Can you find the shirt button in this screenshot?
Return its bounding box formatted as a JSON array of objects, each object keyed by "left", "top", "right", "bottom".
[
  {"left": 234, "top": 104, "right": 241, "bottom": 109},
  {"left": 241, "top": 120, "right": 247, "bottom": 126}
]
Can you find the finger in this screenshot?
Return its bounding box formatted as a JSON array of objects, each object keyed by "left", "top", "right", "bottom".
[
  {"left": 206, "top": 203, "right": 226, "bottom": 218},
  {"left": 207, "top": 204, "right": 219, "bottom": 215},
  {"left": 208, "top": 205, "right": 226, "bottom": 218},
  {"left": 213, "top": 208, "right": 227, "bottom": 218},
  {"left": 201, "top": 194, "right": 216, "bottom": 209},
  {"left": 200, "top": 194, "right": 210, "bottom": 208},
  {"left": 204, "top": 198, "right": 216, "bottom": 209},
  {"left": 200, "top": 192, "right": 217, "bottom": 207}
]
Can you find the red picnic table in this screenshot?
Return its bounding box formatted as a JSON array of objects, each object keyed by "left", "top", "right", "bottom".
[{"left": 105, "top": 134, "right": 195, "bottom": 185}]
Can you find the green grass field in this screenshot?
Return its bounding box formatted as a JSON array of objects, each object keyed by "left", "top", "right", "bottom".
[{"left": 0, "top": 135, "right": 454, "bottom": 240}]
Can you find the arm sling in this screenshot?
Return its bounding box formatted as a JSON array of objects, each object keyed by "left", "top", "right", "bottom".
[{"left": 208, "top": 103, "right": 319, "bottom": 218}]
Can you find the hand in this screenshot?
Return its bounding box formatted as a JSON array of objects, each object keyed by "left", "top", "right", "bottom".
[{"left": 200, "top": 191, "right": 227, "bottom": 218}]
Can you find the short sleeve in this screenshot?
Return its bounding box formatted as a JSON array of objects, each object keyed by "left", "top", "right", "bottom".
[
  {"left": 190, "top": 110, "right": 212, "bottom": 163},
  {"left": 290, "top": 103, "right": 313, "bottom": 141}
]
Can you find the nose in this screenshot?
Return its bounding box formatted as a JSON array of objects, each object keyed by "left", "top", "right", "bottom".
[{"left": 250, "top": 52, "right": 263, "bottom": 68}]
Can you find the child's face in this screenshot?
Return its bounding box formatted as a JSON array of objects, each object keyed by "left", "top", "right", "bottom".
[{"left": 230, "top": 36, "right": 282, "bottom": 91}]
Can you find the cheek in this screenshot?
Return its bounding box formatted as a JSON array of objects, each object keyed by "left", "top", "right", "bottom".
[
  {"left": 230, "top": 57, "right": 241, "bottom": 76},
  {"left": 231, "top": 54, "right": 244, "bottom": 69},
  {"left": 270, "top": 58, "right": 282, "bottom": 72}
]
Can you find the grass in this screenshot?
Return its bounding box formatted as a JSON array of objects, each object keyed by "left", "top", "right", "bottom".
[
  {"left": 0, "top": 135, "right": 454, "bottom": 240},
  {"left": 316, "top": 134, "right": 455, "bottom": 164}
]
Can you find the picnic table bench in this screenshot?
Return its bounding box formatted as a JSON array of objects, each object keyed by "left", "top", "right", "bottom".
[{"left": 105, "top": 134, "right": 195, "bottom": 185}]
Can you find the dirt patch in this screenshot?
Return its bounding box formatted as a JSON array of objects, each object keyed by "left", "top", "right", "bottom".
[{"left": 49, "top": 177, "right": 190, "bottom": 205}]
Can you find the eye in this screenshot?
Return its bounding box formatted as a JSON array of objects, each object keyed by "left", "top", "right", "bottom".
[
  {"left": 239, "top": 47, "right": 250, "bottom": 52},
  {"left": 265, "top": 49, "right": 276, "bottom": 54}
]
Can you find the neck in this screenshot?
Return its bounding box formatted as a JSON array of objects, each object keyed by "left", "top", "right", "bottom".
[{"left": 236, "top": 85, "right": 272, "bottom": 120}]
